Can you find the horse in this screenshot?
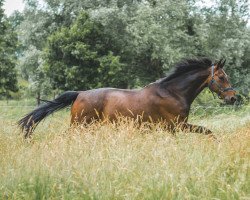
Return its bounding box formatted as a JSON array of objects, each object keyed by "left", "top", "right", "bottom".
[{"left": 18, "top": 58, "right": 236, "bottom": 138}]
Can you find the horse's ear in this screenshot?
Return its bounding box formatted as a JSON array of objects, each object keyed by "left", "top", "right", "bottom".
[
  {"left": 216, "top": 58, "right": 225, "bottom": 69},
  {"left": 221, "top": 59, "right": 226, "bottom": 68}
]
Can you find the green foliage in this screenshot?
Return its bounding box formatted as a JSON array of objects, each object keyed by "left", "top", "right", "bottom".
[
  {"left": 6, "top": 0, "right": 250, "bottom": 99},
  {"left": 193, "top": 0, "right": 250, "bottom": 94},
  {"left": 19, "top": 46, "right": 51, "bottom": 97},
  {"left": 87, "top": 0, "right": 250, "bottom": 89},
  {"left": 98, "top": 52, "right": 125, "bottom": 87},
  {"left": 43, "top": 12, "right": 125, "bottom": 90},
  {"left": 0, "top": 0, "right": 18, "bottom": 98}
]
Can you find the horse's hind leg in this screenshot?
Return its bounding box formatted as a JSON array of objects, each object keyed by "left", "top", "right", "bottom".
[
  {"left": 70, "top": 97, "right": 100, "bottom": 127},
  {"left": 70, "top": 98, "right": 87, "bottom": 126},
  {"left": 70, "top": 107, "right": 92, "bottom": 127}
]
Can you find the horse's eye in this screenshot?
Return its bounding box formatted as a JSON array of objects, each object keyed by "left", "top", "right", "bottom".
[{"left": 219, "top": 76, "right": 225, "bottom": 81}]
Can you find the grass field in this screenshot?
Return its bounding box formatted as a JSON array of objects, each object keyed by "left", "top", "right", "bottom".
[{"left": 0, "top": 101, "right": 249, "bottom": 199}]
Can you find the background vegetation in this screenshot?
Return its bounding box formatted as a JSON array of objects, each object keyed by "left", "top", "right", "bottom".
[
  {"left": 0, "top": 1, "right": 249, "bottom": 198},
  {"left": 0, "top": 0, "right": 249, "bottom": 104}
]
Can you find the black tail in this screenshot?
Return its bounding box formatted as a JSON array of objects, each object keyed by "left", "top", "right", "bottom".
[{"left": 18, "top": 91, "right": 79, "bottom": 138}]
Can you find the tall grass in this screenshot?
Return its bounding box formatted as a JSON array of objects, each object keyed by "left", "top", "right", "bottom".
[{"left": 0, "top": 102, "right": 249, "bottom": 199}]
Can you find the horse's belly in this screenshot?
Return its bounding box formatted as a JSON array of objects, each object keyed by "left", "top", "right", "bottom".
[{"left": 102, "top": 95, "right": 162, "bottom": 122}]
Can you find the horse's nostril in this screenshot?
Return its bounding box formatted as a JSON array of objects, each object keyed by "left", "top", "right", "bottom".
[{"left": 231, "top": 97, "right": 236, "bottom": 103}]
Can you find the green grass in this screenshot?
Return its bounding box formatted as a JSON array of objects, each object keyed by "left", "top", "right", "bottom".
[{"left": 0, "top": 101, "right": 249, "bottom": 199}]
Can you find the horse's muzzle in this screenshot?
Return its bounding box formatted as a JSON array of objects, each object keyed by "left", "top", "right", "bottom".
[{"left": 225, "top": 95, "right": 237, "bottom": 104}]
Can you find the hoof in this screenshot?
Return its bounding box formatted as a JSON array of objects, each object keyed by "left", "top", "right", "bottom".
[{"left": 205, "top": 130, "right": 212, "bottom": 135}]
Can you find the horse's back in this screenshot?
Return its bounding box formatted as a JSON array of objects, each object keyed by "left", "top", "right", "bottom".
[{"left": 71, "top": 87, "right": 143, "bottom": 123}]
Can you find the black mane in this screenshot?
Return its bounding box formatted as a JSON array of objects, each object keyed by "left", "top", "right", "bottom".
[{"left": 158, "top": 58, "right": 213, "bottom": 84}]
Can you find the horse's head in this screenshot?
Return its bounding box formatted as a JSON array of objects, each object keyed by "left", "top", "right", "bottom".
[{"left": 207, "top": 59, "right": 237, "bottom": 104}]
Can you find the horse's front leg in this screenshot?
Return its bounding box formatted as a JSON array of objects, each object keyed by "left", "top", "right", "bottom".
[
  {"left": 180, "top": 123, "right": 212, "bottom": 134},
  {"left": 177, "top": 123, "right": 218, "bottom": 140}
]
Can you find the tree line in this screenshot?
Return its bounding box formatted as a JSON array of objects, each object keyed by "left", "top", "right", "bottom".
[{"left": 0, "top": 0, "right": 249, "bottom": 103}]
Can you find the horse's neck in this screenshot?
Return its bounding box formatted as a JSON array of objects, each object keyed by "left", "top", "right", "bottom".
[{"left": 164, "top": 71, "right": 209, "bottom": 105}]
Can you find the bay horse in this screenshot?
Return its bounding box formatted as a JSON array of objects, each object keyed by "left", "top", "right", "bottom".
[{"left": 19, "top": 58, "right": 236, "bottom": 138}]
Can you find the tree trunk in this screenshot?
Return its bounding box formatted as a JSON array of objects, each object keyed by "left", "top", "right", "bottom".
[{"left": 37, "top": 92, "right": 41, "bottom": 106}]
